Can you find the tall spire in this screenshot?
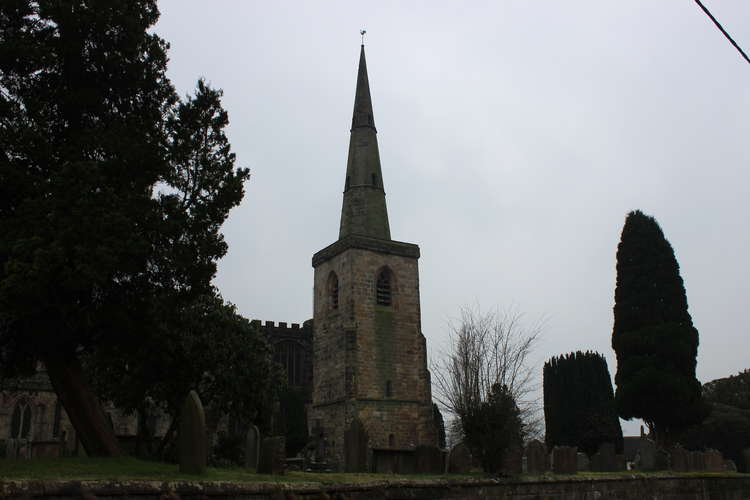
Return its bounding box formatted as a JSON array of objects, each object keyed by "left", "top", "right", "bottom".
[{"left": 339, "top": 44, "right": 391, "bottom": 240}]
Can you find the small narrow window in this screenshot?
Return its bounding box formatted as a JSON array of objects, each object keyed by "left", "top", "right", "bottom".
[
  {"left": 386, "top": 380, "right": 392, "bottom": 397},
  {"left": 376, "top": 269, "right": 392, "bottom": 306},
  {"left": 328, "top": 272, "right": 339, "bottom": 310},
  {"left": 371, "top": 173, "right": 378, "bottom": 187}
]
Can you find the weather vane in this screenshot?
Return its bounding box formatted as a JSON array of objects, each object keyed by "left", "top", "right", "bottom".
[{"left": 360, "top": 29, "right": 367, "bottom": 45}]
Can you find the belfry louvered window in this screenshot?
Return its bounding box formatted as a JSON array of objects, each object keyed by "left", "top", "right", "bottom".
[
  {"left": 376, "top": 269, "right": 392, "bottom": 306},
  {"left": 328, "top": 272, "right": 339, "bottom": 310}
]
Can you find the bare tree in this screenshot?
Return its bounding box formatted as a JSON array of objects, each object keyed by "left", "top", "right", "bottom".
[{"left": 432, "top": 306, "right": 543, "bottom": 443}]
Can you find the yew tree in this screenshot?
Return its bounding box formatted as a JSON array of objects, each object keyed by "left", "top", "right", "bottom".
[
  {"left": 0, "top": 0, "right": 249, "bottom": 455},
  {"left": 611, "top": 210, "right": 704, "bottom": 444}
]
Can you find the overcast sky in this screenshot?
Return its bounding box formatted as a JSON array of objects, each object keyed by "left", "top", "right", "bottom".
[{"left": 154, "top": 1, "right": 749, "bottom": 436}]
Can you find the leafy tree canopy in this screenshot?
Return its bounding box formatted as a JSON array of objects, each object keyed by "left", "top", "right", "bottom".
[
  {"left": 543, "top": 351, "right": 622, "bottom": 455},
  {"left": 0, "top": 0, "right": 250, "bottom": 455},
  {"left": 611, "top": 211, "right": 704, "bottom": 444}
]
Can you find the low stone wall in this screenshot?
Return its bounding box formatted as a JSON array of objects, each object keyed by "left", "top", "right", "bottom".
[{"left": 1, "top": 475, "right": 749, "bottom": 500}]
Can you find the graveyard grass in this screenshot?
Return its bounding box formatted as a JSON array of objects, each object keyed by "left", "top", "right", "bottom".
[
  {"left": 0, "top": 456, "right": 474, "bottom": 482},
  {"left": 0, "top": 457, "right": 737, "bottom": 482}
]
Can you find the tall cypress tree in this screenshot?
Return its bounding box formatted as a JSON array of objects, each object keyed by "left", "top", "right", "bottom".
[
  {"left": 611, "top": 210, "right": 704, "bottom": 444},
  {"left": 543, "top": 351, "right": 622, "bottom": 455}
]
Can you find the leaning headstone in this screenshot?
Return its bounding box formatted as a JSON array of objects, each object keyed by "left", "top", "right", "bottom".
[
  {"left": 344, "top": 418, "right": 369, "bottom": 472},
  {"left": 705, "top": 449, "right": 724, "bottom": 472},
  {"left": 552, "top": 446, "right": 577, "bottom": 474},
  {"left": 244, "top": 424, "right": 260, "bottom": 469},
  {"left": 501, "top": 445, "right": 523, "bottom": 475},
  {"left": 591, "top": 442, "right": 616, "bottom": 472},
  {"left": 525, "top": 440, "right": 548, "bottom": 474},
  {"left": 448, "top": 442, "right": 473, "bottom": 473},
  {"left": 258, "top": 436, "right": 286, "bottom": 475},
  {"left": 415, "top": 444, "right": 444, "bottom": 474},
  {"left": 179, "top": 390, "right": 206, "bottom": 474},
  {"left": 670, "top": 445, "right": 689, "bottom": 472},
  {"left": 638, "top": 438, "right": 656, "bottom": 471},
  {"left": 576, "top": 452, "right": 590, "bottom": 472}
]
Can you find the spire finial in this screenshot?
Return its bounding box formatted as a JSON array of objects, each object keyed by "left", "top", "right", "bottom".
[{"left": 360, "top": 29, "right": 367, "bottom": 45}]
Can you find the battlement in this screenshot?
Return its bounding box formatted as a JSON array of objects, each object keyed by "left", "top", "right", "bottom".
[{"left": 251, "top": 319, "right": 313, "bottom": 341}]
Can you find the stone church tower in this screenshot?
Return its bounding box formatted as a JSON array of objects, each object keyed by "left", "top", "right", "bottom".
[{"left": 311, "top": 45, "right": 436, "bottom": 471}]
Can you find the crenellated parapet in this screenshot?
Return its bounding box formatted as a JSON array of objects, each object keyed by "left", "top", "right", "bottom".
[{"left": 252, "top": 319, "right": 313, "bottom": 399}]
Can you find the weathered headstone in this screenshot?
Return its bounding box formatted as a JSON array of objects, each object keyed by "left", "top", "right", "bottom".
[
  {"left": 591, "top": 442, "right": 616, "bottom": 472},
  {"left": 415, "top": 444, "right": 444, "bottom": 474},
  {"left": 724, "top": 459, "right": 737, "bottom": 472},
  {"left": 179, "top": 390, "right": 206, "bottom": 475},
  {"left": 258, "top": 436, "right": 286, "bottom": 475},
  {"left": 551, "top": 446, "right": 577, "bottom": 474},
  {"left": 525, "top": 440, "right": 548, "bottom": 474},
  {"left": 705, "top": 449, "right": 724, "bottom": 472},
  {"left": 344, "top": 417, "right": 369, "bottom": 472},
  {"left": 576, "top": 452, "right": 590, "bottom": 472},
  {"left": 501, "top": 445, "right": 523, "bottom": 475},
  {"left": 638, "top": 438, "right": 656, "bottom": 471},
  {"left": 654, "top": 448, "right": 670, "bottom": 471},
  {"left": 244, "top": 424, "right": 260, "bottom": 469},
  {"left": 670, "top": 445, "right": 689, "bottom": 472},
  {"left": 689, "top": 450, "right": 706, "bottom": 472},
  {"left": 448, "top": 442, "right": 473, "bottom": 473}
]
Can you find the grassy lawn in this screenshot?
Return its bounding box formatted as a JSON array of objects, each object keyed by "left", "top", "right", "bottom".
[{"left": 0, "top": 456, "right": 465, "bottom": 483}]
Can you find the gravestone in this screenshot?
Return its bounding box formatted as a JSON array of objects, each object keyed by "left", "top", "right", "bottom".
[
  {"left": 244, "top": 424, "right": 260, "bottom": 469},
  {"left": 258, "top": 436, "right": 286, "bottom": 475},
  {"left": 689, "top": 450, "right": 706, "bottom": 472},
  {"left": 448, "top": 442, "right": 473, "bottom": 473},
  {"left": 179, "top": 390, "right": 206, "bottom": 475},
  {"left": 743, "top": 448, "right": 750, "bottom": 474},
  {"left": 638, "top": 438, "right": 656, "bottom": 471},
  {"left": 670, "top": 445, "right": 689, "bottom": 472},
  {"left": 705, "top": 449, "right": 724, "bottom": 472},
  {"left": 524, "top": 440, "right": 547, "bottom": 474},
  {"left": 344, "top": 418, "right": 368, "bottom": 472},
  {"left": 415, "top": 444, "right": 444, "bottom": 474},
  {"left": 591, "top": 442, "right": 616, "bottom": 472},
  {"left": 551, "top": 446, "right": 577, "bottom": 474},
  {"left": 615, "top": 454, "right": 626, "bottom": 471},
  {"left": 655, "top": 448, "right": 670, "bottom": 471},
  {"left": 501, "top": 445, "right": 523, "bottom": 475},
  {"left": 576, "top": 452, "right": 590, "bottom": 472},
  {"left": 724, "top": 459, "right": 737, "bottom": 472}
]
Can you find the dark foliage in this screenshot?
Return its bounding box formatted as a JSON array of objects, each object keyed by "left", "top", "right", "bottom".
[
  {"left": 0, "top": 1, "right": 250, "bottom": 454},
  {"left": 433, "top": 403, "right": 446, "bottom": 449},
  {"left": 679, "top": 370, "right": 750, "bottom": 472},
  {"left": 543, "top": 351, "right": 623, "bottom": 455},
  {"left": 611, "top": 210, "right": 704, "bottom": 444},
  {"left": 277, "top": 387, "right": 309, "bottom": 457},
  {"left": 462, "top": 383, "right": 523, "bottom": 473}
]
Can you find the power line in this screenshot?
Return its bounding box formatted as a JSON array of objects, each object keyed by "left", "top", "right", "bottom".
[{"left": 693, "top": 0, "right": 750, "bottom": 65}]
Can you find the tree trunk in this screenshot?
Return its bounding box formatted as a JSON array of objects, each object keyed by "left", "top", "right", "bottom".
[{"left": 43, "top": 354, "right": 121, "bottom": 457}]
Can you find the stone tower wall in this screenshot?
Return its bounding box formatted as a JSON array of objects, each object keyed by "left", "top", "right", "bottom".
[{"left": 312, "top": 246, "right": 436, "bottom": 467}]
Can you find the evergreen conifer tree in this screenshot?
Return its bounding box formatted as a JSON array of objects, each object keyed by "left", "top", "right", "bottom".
[
  {"left": 611, "top": 210, "right": 704, "bottom": 444},
  {"left": 543, "top": 351, "right": 622, "bottom": 455}
]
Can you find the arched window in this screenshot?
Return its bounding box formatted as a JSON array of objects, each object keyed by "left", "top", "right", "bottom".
[
  {"left": 376, "top": 268, "right": 392, "bottom": 306},
  {"left": 10, "top": 401, "right": 32, "bottom": 439},
  {"left": 328, "top": 272, "right": 339, "bottom": 310}
]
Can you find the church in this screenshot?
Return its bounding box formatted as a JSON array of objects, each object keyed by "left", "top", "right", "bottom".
[
  {"left": 0, "top": 44, "right": 438, "bottom": 470},
  {"left": 308, "top": 44, "right": 438, "bottom": 471}
]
